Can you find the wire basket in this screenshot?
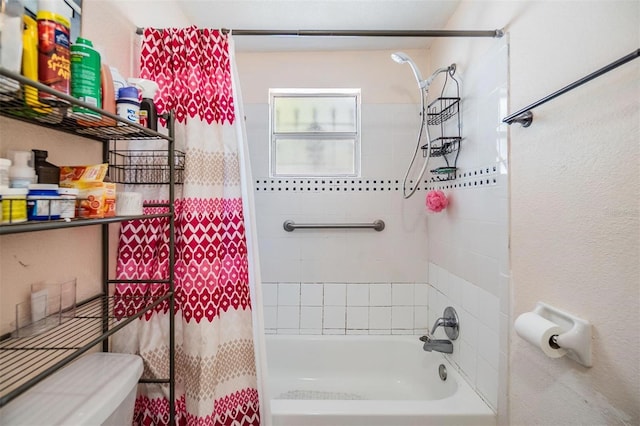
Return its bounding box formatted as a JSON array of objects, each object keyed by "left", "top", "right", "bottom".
[
  {"left": 426, "top": 97, "right": 460, "bottom": 126},
  {"left": 108, "top": 150, "right": 186, "bottom": 184},
  {"left": 422, "top": 137, "right": 461, "bottom": 157}
]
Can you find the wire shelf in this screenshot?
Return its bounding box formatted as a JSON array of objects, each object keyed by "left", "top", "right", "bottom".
[
  {"left": 423, "top": 137, "right": 461, "bottom": 157},
  {"left": 0, "top": 67, "right": 171, "bottom": 142},
  {"left": 426, "top": 97, "right": 460, "bottom": 126},
  {"left": 109, "top": 150, "right": 186, "bottom": 185},
  {"left": 0, "top": 293, "right": 171, "bottom": 407}
]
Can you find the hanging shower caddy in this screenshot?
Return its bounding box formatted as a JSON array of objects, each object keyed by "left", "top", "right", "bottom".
[{"left": 422, "top": 69, "right": 461, "bottom": 181}]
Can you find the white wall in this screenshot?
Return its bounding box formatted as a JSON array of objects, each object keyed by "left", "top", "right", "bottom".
[
  {"left": 438, "top": 1, "right": 639, "bottom": 425},
  {"left": 237, "top": 50, "right": 433, "bottom": 335}
]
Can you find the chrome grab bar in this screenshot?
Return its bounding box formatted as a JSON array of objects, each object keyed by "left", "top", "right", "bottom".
[{"left": 283, "top": 219, "right": 385, "bottom": 232}]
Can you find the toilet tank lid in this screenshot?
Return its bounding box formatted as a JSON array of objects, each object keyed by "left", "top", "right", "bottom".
[{"left": 0, "top": 353, "right": 143, "bottom": 425}]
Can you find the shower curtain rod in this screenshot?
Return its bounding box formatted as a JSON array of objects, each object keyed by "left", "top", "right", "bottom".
[{"left": 135, "top": 27, "right": 504, "bottom": 38}]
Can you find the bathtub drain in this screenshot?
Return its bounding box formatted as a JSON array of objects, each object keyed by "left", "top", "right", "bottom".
[{"left": 438, "top": 364, "right": 448, "bottom": 381}]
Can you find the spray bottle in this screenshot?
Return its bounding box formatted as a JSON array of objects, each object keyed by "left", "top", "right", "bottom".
[{"left": 127, "top": 78, "right": 159, "bottom": 131}]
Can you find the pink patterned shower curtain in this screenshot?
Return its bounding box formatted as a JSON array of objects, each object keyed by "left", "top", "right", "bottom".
[{"left": 113, "top": 27, "right": 260, "bottom": 426}]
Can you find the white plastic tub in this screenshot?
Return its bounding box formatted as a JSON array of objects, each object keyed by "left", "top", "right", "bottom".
[{"left": 266, "top": 335, "right": 495, "bottom": 426}]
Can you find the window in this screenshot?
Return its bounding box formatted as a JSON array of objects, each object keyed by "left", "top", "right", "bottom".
[{"left": 269, "top": 89, "right": 361, "bottom": 177}]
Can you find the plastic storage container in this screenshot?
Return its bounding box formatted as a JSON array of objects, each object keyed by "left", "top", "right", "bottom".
[
  {"left": 1, "top": 188, "right": 28, "bottom": 223},
  {"left": 27, "top": 183, "right": 61, "bottom": 220},
  {"left": 57, "top": 187, "right": 78, "bottom": 219}
]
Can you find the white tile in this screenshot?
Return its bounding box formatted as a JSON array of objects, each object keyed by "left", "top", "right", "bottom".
[
  {"left": 392, "top": 283, "right": 414, "bottom": 306},
  {"left": 448, "top": 274, "right": 463, "bottom": 306},
  {"left": 413, "top": 283, "right": 429, "bottom": 306},
  {"left": 278, "top": 283, "right": 300, "bottom": 306},
  {"left": 264, "top": 306, "right": 277, "bottom": 329},
  {"left": 300, "top": 306, "right": 323, "bottom": 329},
  {"left": 392, "top": 306, "right": 413, "bottom": 329},
  {"left": 476, "top": 287, "right": 500, "bottom": 332},
  {"left": 323, "top": 306, "right": 346, "bottom": 329},
  {"left": 347, "top": 306, "right": 369, "bottom": 329},
  {"left": 461, "top": 278, "right": 480, "bottom": 318},
  {"left": 347, "top": 283, "right": 369, "bottom": 306},
  {"left": 299, "top": 328, "right": 322, "bottom": 335},
  {"left": 369, "top": 283, "right": 391, "bottom": 306},
  {"left": 277, "top": 328, "right": 300, "bottom": 335},
  {"left": 369, "top": 329, "right": 391, "bottom": 335},
  {"left": 414, "top": 306, "right": 429, "bottom": 330},
  {"left": 277, "top": 306, "right": 299, "bottom": 329},
  {"left": 458, "top": 308, "right": 479, "bottom": 348},
  {"left": 477, "top": 323, "right": 500, "bottom": 370},
  {"left": 301, "top": 283, "right": 323, "bottom": 306},
  {"left": 369, "top": 306, "right": 391, "bottom": 329},
  {"left": 458, "top": 339, "right": 478, "bottom": 386},
  {"left": 346, "top": 329, "right": 369, "bottom": 335},
  {"left": 262, "top": 282, "right": 278, "bottom": 306},
  {"left": 476, "top": 356, "right": 499, "bottom": 410},
  {"left": 324, "top": 283, "right": 346, "bottom": 306},
  {"left": 323, "top": 328, "right": 346, "bottom": 335}
]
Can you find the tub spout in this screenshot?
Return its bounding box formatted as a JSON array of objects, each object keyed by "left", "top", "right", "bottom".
[{"left": 421, "top": 337, "right": 454, "bottom": 354}]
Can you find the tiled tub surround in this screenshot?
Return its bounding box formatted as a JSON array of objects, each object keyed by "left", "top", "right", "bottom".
[
  {"left": 263, "top": 282, "right": 430, "bottom": 335},
  {"left": 263, "top": 269, "right": 501, "bottom": 411}
]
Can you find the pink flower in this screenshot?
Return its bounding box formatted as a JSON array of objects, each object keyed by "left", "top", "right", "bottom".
[{"left": 426, "top": 190, "right": 449, "bottom": 213}]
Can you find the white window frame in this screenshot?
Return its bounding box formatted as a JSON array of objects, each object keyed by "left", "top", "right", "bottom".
[{"left": 269, "top": 88, "right": 361, "bottom": 178}]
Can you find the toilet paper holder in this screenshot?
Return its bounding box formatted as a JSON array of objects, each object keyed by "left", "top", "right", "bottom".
[{"left": 529, "top": 302, "right": 592, "bottom": 367}]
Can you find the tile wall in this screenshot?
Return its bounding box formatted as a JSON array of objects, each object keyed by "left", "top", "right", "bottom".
[{"left": 262, "top": 282, "right": 429, "bottom": 335}]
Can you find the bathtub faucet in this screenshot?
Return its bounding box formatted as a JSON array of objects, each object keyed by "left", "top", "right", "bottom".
[
  {"left": 420, "top": 306, "right": 459, "bottom": 354},
  {"left": 420, "top": 335, "right": 454, "bottom": 354}
]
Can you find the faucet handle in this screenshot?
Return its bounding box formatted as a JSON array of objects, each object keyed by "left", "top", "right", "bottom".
[{"left": 432, "top": 306, "right": 459, "bottom": 341}]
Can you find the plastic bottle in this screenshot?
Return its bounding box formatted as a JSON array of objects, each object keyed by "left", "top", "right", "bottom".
[
  {"left": 116, "top": 86, "right": 140, "bottom": 125},
  {"left": 32, "top": 149, "right": 60, "bottom": 184},
  {"left": 76, "top": 63, "right": 116, "bottom": 127},
  {"left": 0, "top": 158, "right": 11, "bottom": 188},
  {"left": 9, "top": 151, "right": 36, "bottom": 188},
  {"left": 70, "top": 37, "right": 101, "bottom": 118},
  {"left": 0, "top": 0, "right": 24, "bottom": 96},
  {"left": 110, "top": 66, "right": 127, "bottom": 99},
  {"left": 127, "top": 78, "right": 159, "bottom": 130},
  {"left": 36, "top": 0, "right": 72, "bottom": 102}
]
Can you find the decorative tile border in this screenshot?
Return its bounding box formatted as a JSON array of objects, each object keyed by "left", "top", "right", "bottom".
[{"left": 254, "top": 165, "right": 498, "bottom": 193}]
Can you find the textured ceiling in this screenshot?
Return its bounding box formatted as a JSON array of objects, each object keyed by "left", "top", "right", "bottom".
[{"left": 121, "top": 0, "right": 462, "bottom": 51}]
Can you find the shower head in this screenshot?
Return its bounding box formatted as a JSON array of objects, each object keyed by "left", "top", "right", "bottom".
[{"left": 391, "top": 51, "right": 426, "bottom": 89}]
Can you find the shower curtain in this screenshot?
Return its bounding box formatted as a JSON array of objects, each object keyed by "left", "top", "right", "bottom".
[{"left": 113, "top": 26, "right": 267, "bottom": 426}]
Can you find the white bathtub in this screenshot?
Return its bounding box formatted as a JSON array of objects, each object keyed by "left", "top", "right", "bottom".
[{"left": 266, "top": 335, "right": 496, "bottom": 426}]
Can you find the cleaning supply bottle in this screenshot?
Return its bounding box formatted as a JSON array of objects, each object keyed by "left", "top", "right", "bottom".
[
  {"left": 32, "top": 149, "right": 60, "bottom": 184},
  {"left": 70, "top": 37, "right": 101, "bottom": 118},
  {"left": 127, "top": 78, "right": 159, "bottom": 130}
]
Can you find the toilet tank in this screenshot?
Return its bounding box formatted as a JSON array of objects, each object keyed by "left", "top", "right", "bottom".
[{"left": 0, "top": 352, "right": 143, "bottom": 426}]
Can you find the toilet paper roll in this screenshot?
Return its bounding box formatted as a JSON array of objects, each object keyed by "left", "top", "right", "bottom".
[
  {"left": 116, "top": 192, "right": 143, "bottom": 216},
  {"left": 514, "top": 312, "right": 567, "bottom": 358}
]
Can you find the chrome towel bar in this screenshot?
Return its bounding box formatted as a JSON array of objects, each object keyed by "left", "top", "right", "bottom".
[{"left": 283, "top": 220, "right": 385, "bottom": 232}]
